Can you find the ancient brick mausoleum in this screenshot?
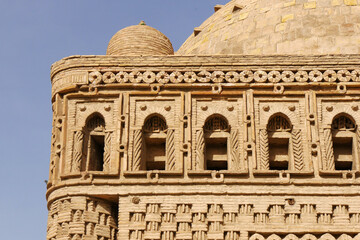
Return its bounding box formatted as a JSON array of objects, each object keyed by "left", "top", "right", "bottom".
[{"left": 47, "top": 1, "right": 360, "bottom": 239}]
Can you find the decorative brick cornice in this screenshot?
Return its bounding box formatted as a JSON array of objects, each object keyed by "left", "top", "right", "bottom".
[{"left": 50, "top": 55, "right": 360, "bottom": 96}]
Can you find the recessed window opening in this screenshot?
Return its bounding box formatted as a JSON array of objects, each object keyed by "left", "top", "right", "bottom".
[
  {"left": 145, "top": 137, "right": 166, "bottom": 170},
  {"left": 333, "top": 137, "right": 353, "bottom": 170},
  {"left": 332, "top": 115, "right": 356, "bottom": 171},
  {"left": 88, "top": 134, "right": 104, "bottom": 171},
  {"left": 267, "top": 115, "right": 292, "bottom": 171},
  {"left": 269, "top": 137, "right": 289, "bottom": 170},
  {"left": 204, "top": 115, "right": 229, "bottom": 171},
  {"left": 205, "top": 137, "right": 228, "bottom": 170},
  {"left": 143, "top": 115, "right": 167, "bottom": 171},
  {"left": 83, "top": 114, "right": 106, "bottom": 172}
]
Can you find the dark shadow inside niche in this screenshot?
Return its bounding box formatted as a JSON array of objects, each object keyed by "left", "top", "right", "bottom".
[
  {"left": 331, "top": 115, "right": 356, "bottom": 171},
  {"left": 205, "top": 137, "right": 228, "bottom": 171},
  {"left": 82, "top": 114, "right": 106, "bottom": 172},
  {"left": 267, "top": 114, "right": 292, "bottom": 171},
  {"left": 88, "top": 134, "right": 104, "bottom": 171},
  {"left": 269, "top": 138, "right": 289, "bottom": 171},
  {"left": 333, "top": 137, "right": 353, "bottom": 171},
  {"left": 143, "top": 115, "right": 167, "bottom": 171},
  {"left": 203, "top": 115, "right": 230, "bottom": 171},
  {"left": 145, "top": 136, "right": 166, "bottom": 171}
]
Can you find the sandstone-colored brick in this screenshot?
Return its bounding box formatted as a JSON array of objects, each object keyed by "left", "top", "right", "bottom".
[
  {"left": 275, "top": 23, "right": 287, "bottom": 32},
  {"left": 238, "top": 12, "right": 249, "bottom": 20},
  {"left": 304, "top": 2, "right": 317, "bottom": 9},
  {"left": 260, "top": 7, "right": 271, "bottom": 13},
  {"left": 224, "top": 14, "right": 233, "bottom": 21},
  {"left": 332, "top": 0, "right": 342, "bottom": 5},
  {"left": 282, "top": 14, "right": 294, "bottom": 23},
  {"left": 344, "top": 0, "right": 357, "bottom": 5},
  {"left": 69, "top": 222, "right": 85, "bottom": 234},
  {"left": 47, "top": 1, "right": 360, "bottom": 240},
  {"left": 94, "top": 225, "right": 110, "bottom": 238},
  {"left": 284, "top": 0, "right": 296, "bottom": 7}
]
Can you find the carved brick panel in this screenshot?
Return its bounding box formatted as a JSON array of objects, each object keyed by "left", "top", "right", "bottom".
[
  {"left": 47, "top": 197, "right": 117, "bottom": 240},
  {"left": 318, "top": 98, "right": 360, "bottom": 172},
  {"left": 128, "top": 95, "right": 182, "bottom": 172},
  {"left": 116, "top": 195, "right": 360, "bottom": 240},
  {"left": 254, "top": 98, "right": 308, "bottom": 172},
  {"left": 191, "top": 97, "right": 244, "bottom": 171},
  {"left": 65, "top": 98, "right": 119, "bottom": 176}
]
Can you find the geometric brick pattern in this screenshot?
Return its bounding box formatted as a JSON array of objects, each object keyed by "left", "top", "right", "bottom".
[{"left": 47, "top": 197, "right": 117, "bottom": 240}]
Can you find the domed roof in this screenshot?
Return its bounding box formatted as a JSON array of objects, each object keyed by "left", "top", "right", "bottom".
[
  {"left": 107, "top": 21, "right": 174, "bottom": 56},
  {"left": 177, "top": 0, "right": 360, "bottom": 55}
]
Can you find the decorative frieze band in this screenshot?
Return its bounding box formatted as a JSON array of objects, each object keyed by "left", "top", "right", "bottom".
[
  {"left": 122, "top": 200, "right": 360, "bottom": 240},
  {"left": 88, "top": 69, "right": 360, "bottom": 85},
  {"left": 250, "top": 233, "right": 360, "bottom": 240}
]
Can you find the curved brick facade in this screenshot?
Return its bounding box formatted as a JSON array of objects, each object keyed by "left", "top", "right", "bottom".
[
  {"left": 47, "top": 1, "right": 360, "bottom": 239},
  {"left": 178, "top": 0, "right": 360, "bottom": 55}
]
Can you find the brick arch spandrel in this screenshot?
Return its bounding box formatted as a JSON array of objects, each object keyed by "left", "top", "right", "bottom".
[
  {"left": 260, "top": 106, "right": 299, "bottom": 129},
  {"left": 197, "top": 108, "right": 238, "bottom": 128},
  {"left": 77, "top": 106, "right": 113, "bottom": 128},
  {"left": 135, "top": 105, "right": 176, "bottom": 128},
  {"left": 353, "top": 233, "right": 360, "bottom": 240},
  {"left": 322, "top": 106, "right": 360, "bottom": 126}
]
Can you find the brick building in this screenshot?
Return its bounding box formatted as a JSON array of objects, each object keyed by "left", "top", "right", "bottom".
[{"left": 47, "top": 1, "right": 360, "bottom": 239}]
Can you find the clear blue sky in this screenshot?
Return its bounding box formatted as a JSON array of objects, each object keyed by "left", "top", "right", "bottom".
[{"left": 0, "top": 0, "right": 229, "bottom": 239}]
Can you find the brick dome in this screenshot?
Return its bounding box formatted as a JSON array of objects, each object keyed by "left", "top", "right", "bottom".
[
  {"left": 107, "top": 21, "right": 174, "bottom": 56},
  {"left": 177, "top": 0, "right": 360, "bottom": 55}
]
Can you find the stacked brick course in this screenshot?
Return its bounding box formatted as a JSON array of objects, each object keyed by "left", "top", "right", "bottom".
[{"left": 47, "top": 1, "right": 360, "bottom": 239}]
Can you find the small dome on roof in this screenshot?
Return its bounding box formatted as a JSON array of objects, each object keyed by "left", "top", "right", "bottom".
[{"left": 107, "top": 21, "right": 174, "bottom": 56}]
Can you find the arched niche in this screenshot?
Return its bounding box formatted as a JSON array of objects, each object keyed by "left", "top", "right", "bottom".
[
  {"left": 82, "top": 113, "right": 106, "bottom": 171},
  {"left": 331, "top": 114, "right": 357, "bottom": 170},
  {"left": 267, "top": 114, "right": 293, "bottom": 171},
  {"left": 322, "top": 104, "right": 360, "bottom": 127},
  {"left": 142, "top": 114, "right": 168, "bottom": 170},
  {"left": 260, "top": 106, "right": 299, "bottom": 129},
  {"left": 203, "top": 114, "right": 230, "bottom": 171}
]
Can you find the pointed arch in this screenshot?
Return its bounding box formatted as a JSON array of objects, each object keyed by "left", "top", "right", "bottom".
[
  {"left": 267, "top": 113, "right": 292, "bottom": 132},
  {"left": 331, "top": 113, "right": 356, "bottom": 131},
  {"left": 204, "top": 114, "right": 230, "bottom": 132},
  {"left": 142, "top": 114, "right": 168, "bottom": 170},
  {"left": 203, "top": 114, "right": 230, "bottom": 170},
  {"left": 323, "top": 105, "right": 360, "bottom": 126},
  {"left": 85, "top": 112, "right": 106, "bottom": 129},
  {"left": 143, "top": 114, "right": 168, "bottom": 133},
  {"left": 330, "top": 113, "right": 357, "bottom": 171},
  {"left": 82, "top": 113, "right": 106, "bottom": 171},
  {"left": 260, "top": 105, "right": 299, "bottom": 128},
  {"left": 133, "top": 113, "right": 177, "bottom": 171},
  {"left": 266, "top": 114, "right": 292, "bottom": 170}
]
